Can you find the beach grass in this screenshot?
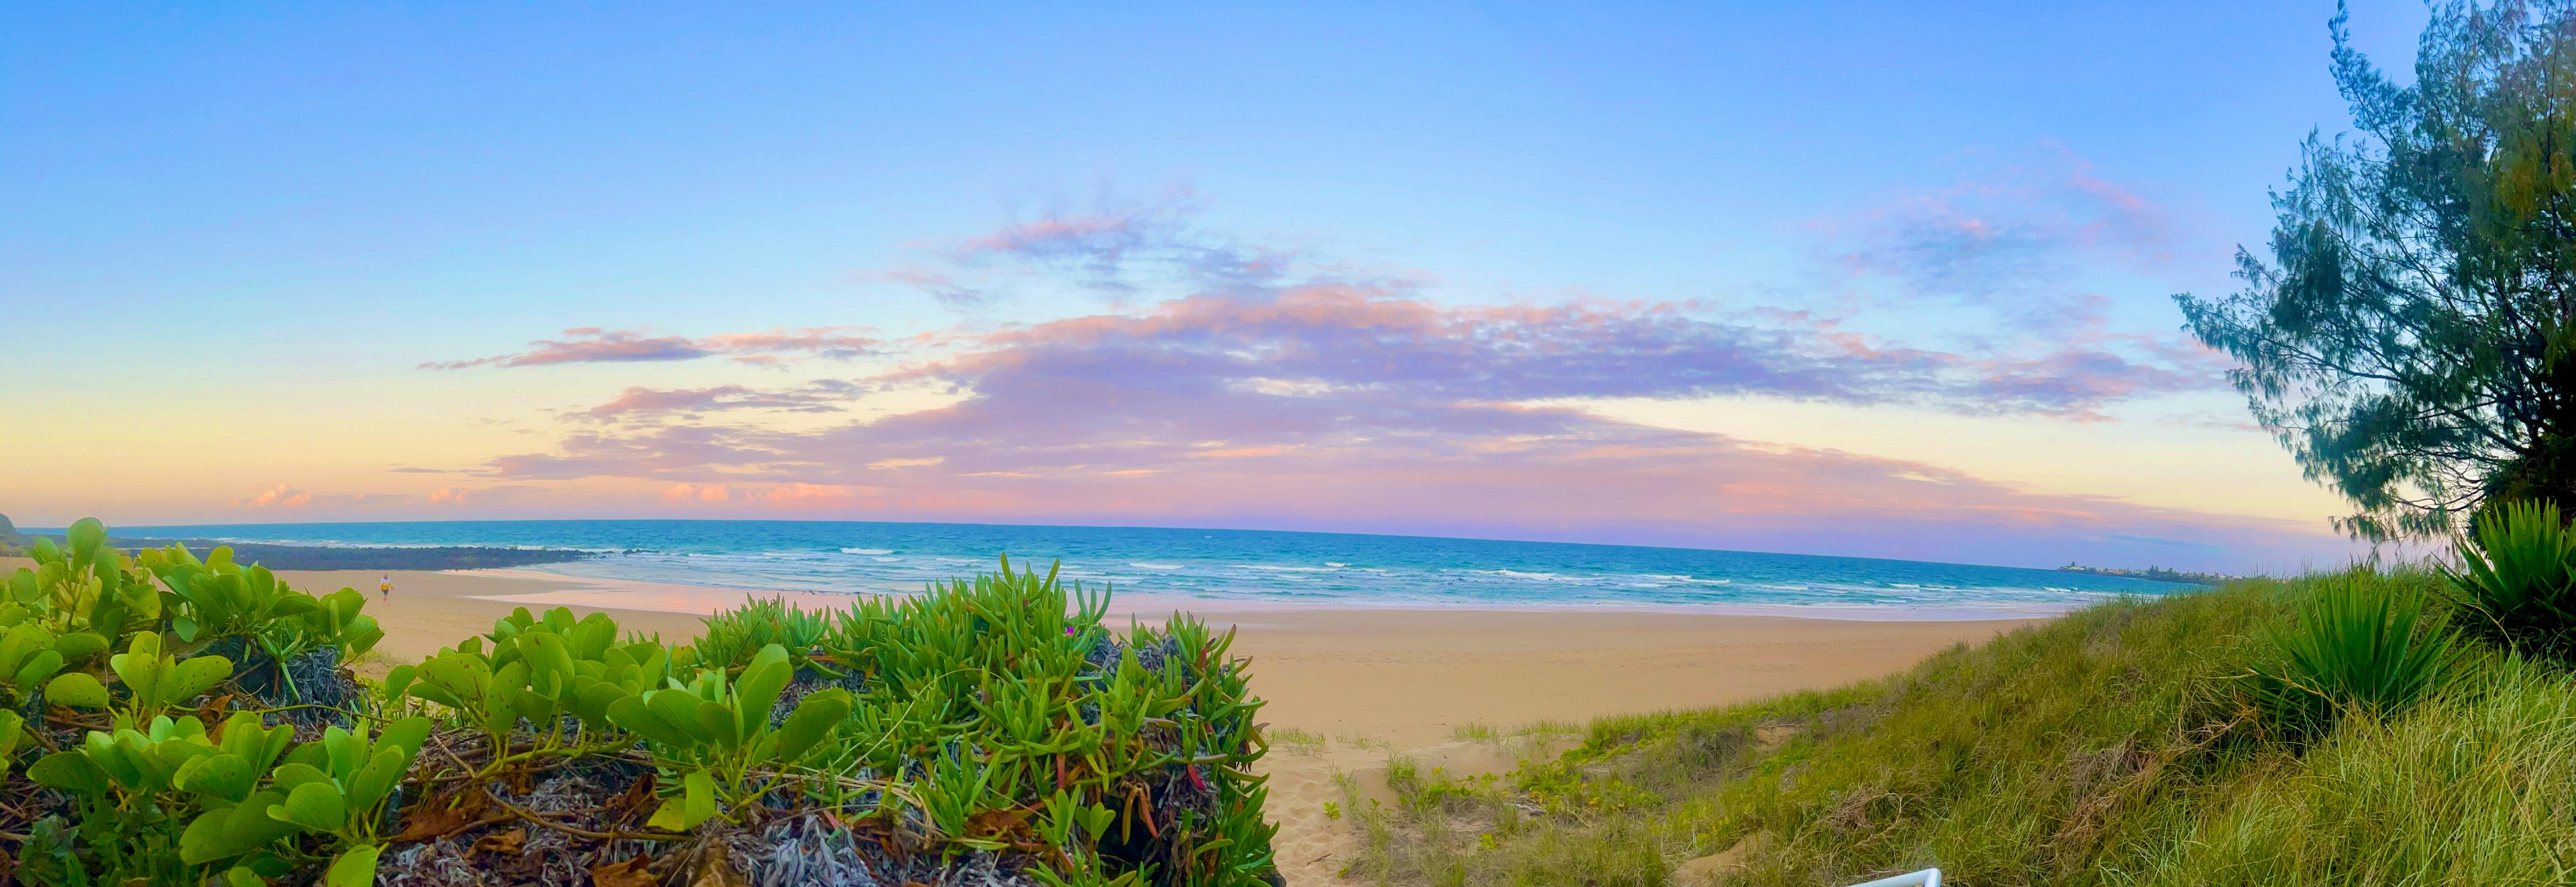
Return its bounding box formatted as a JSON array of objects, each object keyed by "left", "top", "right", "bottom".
[{"left": 1340, "top": 569, "right": 2576, "bottom": 885}]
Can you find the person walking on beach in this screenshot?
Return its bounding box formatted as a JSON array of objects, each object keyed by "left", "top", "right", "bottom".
[{"left": 379, "top": 573, "right": 392, "bottom": 600}]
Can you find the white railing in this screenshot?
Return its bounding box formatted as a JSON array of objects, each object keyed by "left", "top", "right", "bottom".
[{"left": 1843, "top": 868, "right": 1941, "bottom": 887}]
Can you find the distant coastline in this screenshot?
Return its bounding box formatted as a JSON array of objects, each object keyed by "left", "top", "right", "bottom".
[
  {"left": 12, "top": 532, "right": 595, "bottom": 572},
  {"left": 2055, "top": 562, "right": 2232, "bottom": 585}
]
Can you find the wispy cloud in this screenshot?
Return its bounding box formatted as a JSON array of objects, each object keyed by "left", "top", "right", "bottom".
[
  {"left": 421, "top": 326, "right": 878, "bottom": 370},
  {"left": 234, "top": 485, "right": 414, "bottom": 509},
  {"left": 1814, "top": 148, "right": 2178, "bottom": 335},
  {"left": 886, "top": 192, "right": 1300, "bottom": 306},
  {"left": 573, "top": 380, "right": 862, "bottom": 422}
]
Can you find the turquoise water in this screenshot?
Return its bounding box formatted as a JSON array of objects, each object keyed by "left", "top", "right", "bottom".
[{"left": 113, "top": 519, "right": 2190, "bottom": 617}]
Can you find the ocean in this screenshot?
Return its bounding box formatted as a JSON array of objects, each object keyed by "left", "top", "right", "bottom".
[{"left": 98, "top": 519, "right": 2194, "bottom": 618}]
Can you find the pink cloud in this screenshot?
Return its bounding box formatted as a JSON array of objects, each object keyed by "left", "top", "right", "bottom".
[
  {"left": 576, "top": 381, "right": 860, "bottom": 422},
  {"left": 422, "top": 327, "right": 878, "bottom": 370},
  {"left": 483, "top": 289, "right": 2292, "bottom": 570},
  {"left": 241, "top": 485, "right": 312, "bottom": 508},
  {"left": 454, "top": 192, "right": 2305, "bottom": 571}
]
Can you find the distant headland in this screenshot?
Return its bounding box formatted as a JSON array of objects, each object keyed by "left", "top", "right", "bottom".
[
  {"left": 2055, "top": 562, "right": 2234, "bottom": 585},
  {"left": 0, "top": 513, "right": 591, "bottom": 571}
]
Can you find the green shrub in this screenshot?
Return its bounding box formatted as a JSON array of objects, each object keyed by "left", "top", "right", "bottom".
[
  {"left": 2244, "top": 571, "right": 2467, "bottom": 740},
  {"left": 2443, "top": 498, "right": 2576, "bottom": 660},
  {"left": 0, "top": 520, "right": 1280, "bottom": 887}
]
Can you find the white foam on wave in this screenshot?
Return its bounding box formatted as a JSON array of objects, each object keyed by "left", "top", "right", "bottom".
[
  {"left": 1236, "top": 565, "right": 1340, "bottom": 573},
  {"left": 1129, "top": 562, "right": 1185, "bottom": 570},
  {"left": 871, "top": 556, "right": 902, "bottom": 562},
  {"left": 841, "top": 548, "right": 893, "bottom": 555}
]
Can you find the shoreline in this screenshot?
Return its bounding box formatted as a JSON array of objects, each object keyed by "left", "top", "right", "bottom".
[{"left": 456, "top": 566, "right": 2097, "bottom": 622}]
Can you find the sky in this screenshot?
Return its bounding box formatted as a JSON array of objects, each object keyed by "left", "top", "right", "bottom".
[{"left": 0, "top": 2, "right": 2441, "bottom": 572}]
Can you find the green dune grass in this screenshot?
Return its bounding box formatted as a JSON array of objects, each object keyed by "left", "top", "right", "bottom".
[{"left": 1344, "top": 571, "right": 2576, "bottom": 886}]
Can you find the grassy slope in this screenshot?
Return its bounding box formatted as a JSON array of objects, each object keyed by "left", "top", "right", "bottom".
[{"left": 1345, "top": 573, "right": 2576, "bottom": 886}]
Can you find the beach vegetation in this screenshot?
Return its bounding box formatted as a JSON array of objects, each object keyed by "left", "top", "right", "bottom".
[
  {"left": 2178, "top": 1, "right": 2576, "bottom": 539},
  {"left": 2442, "top": 497, "right": 2576, "bottom": 661},
  {"left": 1270, "top": 727, "right": 1328, "bottom": 758},
  {"left": 0, "top": 520, "right": 1280, "bottom": 887},
  {"left": 2242, "top": 569, "right": 2467, "bottom": 741},
  {"left": 1339, "top": 569, "right": 2576, "bottom": 886}
]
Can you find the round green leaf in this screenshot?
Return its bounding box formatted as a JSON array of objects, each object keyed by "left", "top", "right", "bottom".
[
  {"left": 269, "top": 781, "right": 348, "bottom": 833},
  {"left": 28, "top": 751, "right": 109, "bottom": 796},
  {"left": 325, "top": 845, "right": 380, "bottom": 887},
  {"left": 44, "top": 671, "right": 108, "bottom": 709}
]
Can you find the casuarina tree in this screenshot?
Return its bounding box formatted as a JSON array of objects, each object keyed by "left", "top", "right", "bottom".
[{"left": 2182, "top": 1, "right": 2576, "bottom": 540}]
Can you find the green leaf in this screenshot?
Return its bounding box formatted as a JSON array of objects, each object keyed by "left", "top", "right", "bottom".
[
  {"left": 15, "top": 650, "right": 66, "bottom": 693},
  {"left": 346, "top": 747, "right": 407, "bottom": 814},
  {"left": 645, "top": 689, "right": 714, "bottom": 744},
  {"left": 695, "top": 697, "right": 742, "bottom": 750},
  {"left": 325, "top": 845, "right": 381, "bottom": 887},
  {"left": 776, "top": 688, "right": 852, "bottom": 762},
  {"left": 167, "top": 655, "right": 233, "bottom": 704},
  {"left": 574, "top": 679, "right": 626, "bottom": 725},
  {"left": 572, "top": 614, "right": 619, "bottom": 661},
  {"left": 44, "top": 671, "right": 108, "bottom": 709},
  {"left": 321, "top": 726, "right": 363, "bottom": 780},
  {"left": 342, "top": 617, "right": 385, "bottom": 659},
  {"left": 225, "top": 865, "right": 267, "bottom": 887},
  {"left": 269, "top": 761, "right": 333, "bottom": 792},
  {"left": 381, "top": 664, "right": 418, "bottom": 704},
  {"left": 67, "top": 519, "right": 104, "bottom": 561},
  {"left": 647, "top": 797, "right": 693, "bottom": 831},
  {"left": 648, "top": 769, "right": 720, "bottom": 831},
  {"left": 176, "top": 753, "right": 257, "bottom": 804},
  {"left": 272, "top": 780, "right": 350, "bottom": 833},
  {"left": 217, "top": 711, "right": 295, "bottom": 773},
  {"left": 685, "top": 769, "right": 718, "bottom": 823},
  {"left": 737, "top": 656, "right": 792, "bottom": 738},
  {"left": 520, "top": 632, "right": 575, "bottom": 700},
  {"left": 181, "top": 791, "right": 302, "bottom": 864},
  {"left": 52, "top": 632, "right": 108, "bottom": 659},
  {"left": 608, "top": 694, "right": 694, "bottom": 747},
  {"left": 0, "top": 623, "right": 46, "bottom": 675},
  {"left": 27, "top": 751, "right": 109, "bottom": 796},
  {"left": 377, "top": 715, "right": 433, "bottom": 761}
]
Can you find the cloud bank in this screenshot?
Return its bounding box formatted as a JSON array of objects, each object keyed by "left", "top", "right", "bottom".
[{"left": 425, "top": 185, "right": 2336, "bottom": 571}]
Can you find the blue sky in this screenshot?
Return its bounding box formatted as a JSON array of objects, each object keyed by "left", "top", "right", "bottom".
[{"left": 0, "top": 2, "right": 2434, "bottom": 571}]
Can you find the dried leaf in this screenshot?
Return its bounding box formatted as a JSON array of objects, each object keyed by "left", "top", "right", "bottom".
[
  {"left": 388, "top": 789, "right": 486, "bottom": 843},
  {"left": 468, "top": 828, "right": 526, "bottom": 859},
  {"left": 689, "top": 846, "right": 747, "bottom": 887},
  {"left": 591, "top": 855, "right": 659, "bottom": 887},
  {"left": 964, "top": 807, "right": 1033, "bottom": 840},
  {"left": 607, "top": 771, "right": 659, "bottom": 826}
]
